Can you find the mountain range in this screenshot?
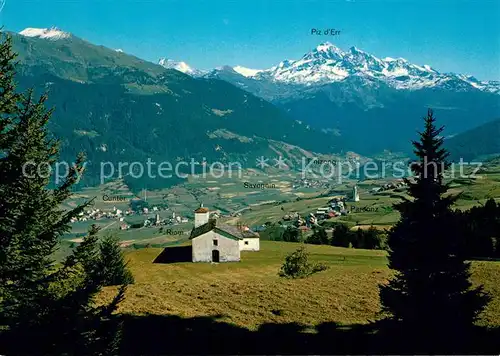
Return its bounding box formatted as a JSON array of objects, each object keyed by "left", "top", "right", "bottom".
[
  {"left": 162, "top": 42, "right": 499, "bottom": 95},
  {"left": 163, "top": 42, "right": 500, "bottom": 154},
  {"left": 446, "top": 118, "right": 500, "bottom": 162}
]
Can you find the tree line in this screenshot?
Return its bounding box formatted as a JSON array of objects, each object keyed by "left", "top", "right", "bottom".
[
  {"left": 261, "top": 221, "right": 387, "bottom": 250},
  {"left": 308, "top": 223, "right": 388, "bottom": 249},
  {"left": 304, "top": 202, "right": 500, "bottom": 259}
]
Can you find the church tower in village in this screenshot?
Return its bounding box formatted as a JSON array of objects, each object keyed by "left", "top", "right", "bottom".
[
  {"left": 352, "top": 185, "right": 360, "bottom": 202},
  {"left": 194, "top": 203, "right": 210, "bottom": 227}
]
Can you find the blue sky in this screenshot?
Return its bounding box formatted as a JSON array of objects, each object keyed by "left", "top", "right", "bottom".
[{"left": 2, "top": 0, "right": 499, "bottom": 80}]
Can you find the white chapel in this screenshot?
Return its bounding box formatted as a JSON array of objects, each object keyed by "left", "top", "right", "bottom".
[{"left": 189, "top": 204, "right": 260, "bottom": 263}]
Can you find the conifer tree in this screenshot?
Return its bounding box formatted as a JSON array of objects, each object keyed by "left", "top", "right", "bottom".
[
  {"left": 496, "top": 235, "right": 500, "bottom": 259},
  {"left": 316, "top": 226, "right": 329, "bottom": 245},
  {"left": 0, "top": 30, "right": 19, "bottom": 126},
  {"left": 379, "top": 110, "right": 490, "bottom": 340},
  {"left": 363, "top": 225, "right": 385, "bottom": 249},
  {"left": 481, "top": 198, "right": 499, "bottom": 257},
  {"left": 353, "top": 228, "right": 365, "bottom": 248},
  {"left": 331, "top": 223, "right": 352, "bottom": 247},
  {"left": 0, "top": 31, "right": 19, "bottom": 303},
  {"left": 0, "top": 30, "right": 125, "bottom": 354}
]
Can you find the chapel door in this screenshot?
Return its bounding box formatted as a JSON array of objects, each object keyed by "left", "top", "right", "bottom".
[{"left": 212, "top": 249, "right": 220, "bottom": 263}]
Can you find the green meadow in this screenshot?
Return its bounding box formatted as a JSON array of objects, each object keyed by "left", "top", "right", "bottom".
[{"left": 98, "top": 241, "right": 500, "bottom": 330}]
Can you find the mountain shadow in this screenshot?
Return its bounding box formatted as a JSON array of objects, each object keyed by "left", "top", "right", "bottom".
[
  {"left": 118, "top": 313, "right": 500, "bottom": 355},
  {"left": 152, "top": 245, "right": 192, "bottom": 263}
]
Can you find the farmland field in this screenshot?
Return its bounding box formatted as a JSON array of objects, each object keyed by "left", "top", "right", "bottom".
[{"left": 61, "top": 161, "right": 500, "bottom": 248}]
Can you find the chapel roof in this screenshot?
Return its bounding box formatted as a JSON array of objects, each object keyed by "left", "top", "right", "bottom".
[
  {"left": 190, "top": 219, "right": 260, "bottom": 240},
  {"left": 194, "top": 207, "right": 209, "bottom": 213}
]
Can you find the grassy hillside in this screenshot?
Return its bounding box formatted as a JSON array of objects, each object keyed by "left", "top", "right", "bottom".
[{"left": 99, "top": 241, "right": 500, "bottom": 331}]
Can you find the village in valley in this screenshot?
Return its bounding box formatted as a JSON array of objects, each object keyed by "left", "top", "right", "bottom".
[
  {"left": 71, "top": 204, "right": 190, "bottom": 231},
  {"left": 61, "top": 162, "right": 421, "bottom": 257}
]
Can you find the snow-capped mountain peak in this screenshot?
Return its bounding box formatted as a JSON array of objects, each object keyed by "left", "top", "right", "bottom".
[
  {"left": 19, "top": 27, "right": 71, "bottom": 40},
  {"left": 271, "top": 59, "right": 294, "bottom": 71},
  {"left": 349, "top": 46, "right": 366, "bottom": 54},
  {"left": 315, "top": 42, "right": 343, "bottom": 54},
  {"left": 158, "top": 58, "right": 198, "bottom": 75},
  {"left": 302, "top": 42, "right": 345, "bottom": 62},
  {"left": 423, "top": 64, "right": 435, "bottom": 72}
]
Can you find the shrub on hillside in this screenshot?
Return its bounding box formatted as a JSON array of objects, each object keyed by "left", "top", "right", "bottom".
[
  {"left": 278, "top": 246, "right": 329, "bottom": 279},
  {"left": 311, "top": 262, "right": 329, "bottom": 273}
]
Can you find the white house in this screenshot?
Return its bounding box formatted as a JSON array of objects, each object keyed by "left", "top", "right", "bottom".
[{"left": 190, "top": 204, "right": 260, "bottom": 263}]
